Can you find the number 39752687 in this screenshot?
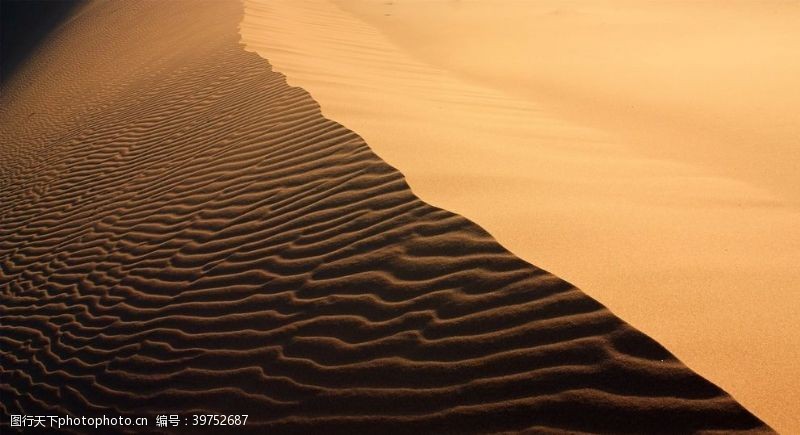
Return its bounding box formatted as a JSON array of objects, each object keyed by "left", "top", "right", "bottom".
[{"left": 191, "top": 415, "right": 248, "bottom": 426}]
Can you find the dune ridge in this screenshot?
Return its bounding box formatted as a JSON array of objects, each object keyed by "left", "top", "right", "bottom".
[
  {"left": 240, "top": 1, "right": 800, "bottom": 431},
  {"left": 1, "top": 0, "right": 770, "bottom": 433}
]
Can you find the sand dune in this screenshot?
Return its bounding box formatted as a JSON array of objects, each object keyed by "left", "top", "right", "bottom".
[
  {"left": 0, "top": 0, "right": 772, "bottom": 433},
  {"left": 241, "top": 1, "right": 800, "bottom": 432}
]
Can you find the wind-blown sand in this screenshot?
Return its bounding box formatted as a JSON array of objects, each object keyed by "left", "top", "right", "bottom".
[
  {"left": 241, "top": 0, "right": 800, "bottom": 432},
  {"left": 0, "top": 0, "right": 773, "bottom": 433}
]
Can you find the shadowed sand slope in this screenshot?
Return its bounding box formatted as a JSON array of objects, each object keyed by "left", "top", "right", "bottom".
[
  {"left": 0, "top": 1, "right": 770, "bottom": 433},
  {"left": 240, "top": 2, "right": 800, "bottom": 431}
]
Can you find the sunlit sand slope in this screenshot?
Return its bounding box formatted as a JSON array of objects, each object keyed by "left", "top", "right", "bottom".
[
  {"left": 240, "top": 1, "right": 800, "bottom": 431},
  {"left": 1, "top": 1, "right": 770, "bottom": 433}
]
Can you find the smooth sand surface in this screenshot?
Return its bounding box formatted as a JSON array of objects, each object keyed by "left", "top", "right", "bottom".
[
  {"left": 241, "top": 0, "right": 800, "bottom": 431},
  {"left": 0, "top": 0, "right": 771, "bottom": 432}
]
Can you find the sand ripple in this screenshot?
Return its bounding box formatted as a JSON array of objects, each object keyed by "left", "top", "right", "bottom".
[{"left": 0, "top": 1, "right": 769, "bottom": 433}]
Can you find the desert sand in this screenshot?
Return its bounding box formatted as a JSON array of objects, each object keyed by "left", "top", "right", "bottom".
[
  {"left": 241, "top": 0, "right": 800, "bottom": 432},
  {"left": 0, "top": 0, "right": 778, "bottom": 433}
]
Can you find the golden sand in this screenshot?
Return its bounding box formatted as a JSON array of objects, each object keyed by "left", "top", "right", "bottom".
[
  {"left": 241, "top": 1, "right": 800, "bottom": 431},
  {"left": 4, "top": 1, "right": 768, "bottom": 431}
]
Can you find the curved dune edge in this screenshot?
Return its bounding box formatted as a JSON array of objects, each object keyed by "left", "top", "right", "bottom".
[
  {"left": 0, "top": 1, "right": 770, "bottom": 433},
  {"left": 239, "top": 1, "right": 800, "bottom": 432}
]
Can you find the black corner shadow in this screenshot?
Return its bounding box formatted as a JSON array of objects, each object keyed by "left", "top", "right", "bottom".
[{"left": 1, "top": 0, "right": 85, "bottom": 85}]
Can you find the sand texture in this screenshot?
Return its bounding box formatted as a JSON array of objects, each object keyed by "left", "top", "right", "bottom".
[
  {"left": 1, "top": 0, "right": 771, "bottom": 433},
  {"left": 241, "top": 1, "right": 800, "bottom": 431}
]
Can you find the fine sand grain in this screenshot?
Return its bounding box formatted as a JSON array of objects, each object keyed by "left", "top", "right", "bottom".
[
  {"left": 241, "top": 1, "right": 800, "bottom": 431},
  {"left": 0, "top": 0, "right": 772, "bottom": 433}
]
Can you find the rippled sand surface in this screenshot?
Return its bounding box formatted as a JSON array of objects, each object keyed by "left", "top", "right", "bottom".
[
  {"left": 0, "top": 0, "right": 774, "bottom": 433},
  {"left": 241, "top": 1, "right": 800, "bottom": 431}
]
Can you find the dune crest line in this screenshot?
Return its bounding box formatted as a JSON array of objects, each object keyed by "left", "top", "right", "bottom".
[
  {"left": 1, "top": 0, "right": 770, "bottom": 433},
  {"left": 240, "top": 1, "right": 800, "bottom": 431}
]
